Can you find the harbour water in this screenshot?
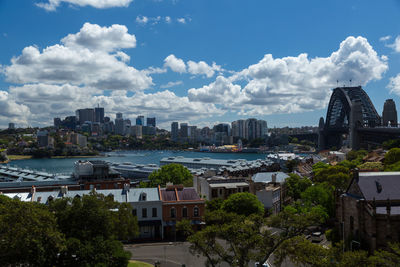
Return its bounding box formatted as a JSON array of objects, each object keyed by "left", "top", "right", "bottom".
[{"left": 7, "top": 150, "right": 269, "bottom": 174}]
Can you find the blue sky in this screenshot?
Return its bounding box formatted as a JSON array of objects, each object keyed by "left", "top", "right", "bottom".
[{"left": 0, "top": 0, "right": 400, "bottom": 129}]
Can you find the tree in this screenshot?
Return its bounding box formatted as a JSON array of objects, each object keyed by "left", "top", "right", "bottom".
[
  {"left": 49, "top": 193, "right": 136, "bottom": 266},
  {"left": 188, "top": 203, "right": 326, "bottom": 267},
  {"left": 313, "top": 165, "right": 351, "bottom": 190},
  {"left": 301, "top": 182, "right": 335, "bottom": 217},
  {"left": 176, "top": 219, "right": 194, "bottom": 240},
  {"left": 384, "top": 148, "right": 400, "bottom": 165},
  {"left": 205, "top": 198, "right": 224, "bottom": 212},
  {"left": 148, "top": 163, "right": 192, "bottom": 187},
  {"left": 221, "top": 192, "right": 264, "bottom": 217},
  {"left": 0, "top": 195, "right": 65, "bottom": 266},
  {"left": 285, "top": 173, "right": 312, "bottom": 200}
]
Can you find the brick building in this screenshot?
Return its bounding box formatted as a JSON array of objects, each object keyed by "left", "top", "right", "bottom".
[
  {"left": 336, "top": 171, "right": 400, "bottom": 252},
  {"left": 160, "top": 184, "right": 205, "bottom": 240}
]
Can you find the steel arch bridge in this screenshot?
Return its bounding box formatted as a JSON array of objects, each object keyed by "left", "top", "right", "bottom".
[{"left": 319, "top": 86, "right": 382, "bottom": 149}]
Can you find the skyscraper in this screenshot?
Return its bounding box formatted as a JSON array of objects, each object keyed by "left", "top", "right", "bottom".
[
  {"left": 180, "top": 123, "right": 188, "bottom": 138},
  {"left": 76, "top": 108, "right": 95, "bottom": 124},
  {"left": 171, "top": 122, "right": 179, "bottom": 141},
  {"left": 147, "top": 117, "right": 156, "bottom": 127},
  {"left": 115, "top": 113, "right": 124, "bottom": 135},
  {"left": 95, "top": 106, "right": 105, "bottom": 123},
  {"left": 136, "top": 115, "right": 144, "bottom": 126}
]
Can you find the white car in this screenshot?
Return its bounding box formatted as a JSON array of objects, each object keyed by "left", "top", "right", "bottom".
[{"left": 255, "top": 261, "right": 271, "bottom": 267}]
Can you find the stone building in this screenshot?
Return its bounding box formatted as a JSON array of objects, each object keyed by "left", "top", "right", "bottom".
[{"left": 336, "top": 171, "right": 400, "bottom": 252}]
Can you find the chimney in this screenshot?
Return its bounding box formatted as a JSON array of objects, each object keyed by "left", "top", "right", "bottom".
[
  {"left": 272, "top": 173, "right": 277, "bottom": 184},
  {"left": 123, "top": 183, "right": 130, "bottom": 192},
  {"left": 353, "top": 168, "right": 359, "bottom": 183}
]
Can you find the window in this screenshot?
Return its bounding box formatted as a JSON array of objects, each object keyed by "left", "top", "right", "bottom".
[
  {"left": 152, "top": 207, "right": 157, "bottom": 217},
  {"left": 182, "top": 207, "right": 188, "bottom": 218},
  {"left": 132, "top": 209, "right": 137, "bottom": 217},
  {"left": 141, "top": 192, "right": 147, "bottom": 201},
  {"left": 211, "top": 189, "right": 218, "bottom": 198},
  {"left": 171, "top": 207, "right": 176, "bottom": 218},
  {"left": 194, "top": 207, "right": 199, "bottom": 217},
  {"left": 96, "top": 184, "right": 101, "bottom": 190},
  {"left": 142, "top": 208, "right": 147, "bottom": 218},
  {"left": 219, "top": 189, "right": 223, "bottom": 195}
]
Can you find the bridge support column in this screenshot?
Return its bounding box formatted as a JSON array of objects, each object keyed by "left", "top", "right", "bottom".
[{"left": 350, "top": 100, "right": 362, "bottom": 150}]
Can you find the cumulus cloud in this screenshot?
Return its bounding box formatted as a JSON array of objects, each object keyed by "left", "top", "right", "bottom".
[
  {"left": 0, "top": 90, "right": 31, "bottom": 126},
  {"left": 380, "top": 35, "right": 391, "bottom": 42},
  {"left": 160, "top": 80, "right": 183, "bottom": 89},
  {"left": 164, "top": 54, "right": 187, "bottom": 73},
  {"left": 189, "top": 36, "right": 388, "bottom": 115},
  {"left": 388, "top": 74, "right": 400, "bottom": 95},
  {"left": 389, "top": 36, "right": 400, "bottom": 53},
  {"left": 36, "top": 0, "right": 133, "bottom": 11},
  {"left": 165, "top": 16, "right": 172, "bottom": 23},
  {"left": 3, "top": 23, "right": 152, "bottom": 91},
  {"left": 163, "top": 55, "right": 222, "bottom": 77},
  {"left": 62, "top": 23, "right": 136, "bottom": 52},
  {"left": 136, "top": 15, "right": 149, "bottom": 25},
  {"left": 6, "top": 83, "right": 222, "bottom": 127},
  {"left": 187, "top": 61, "right": 222, "bottom": 78}
]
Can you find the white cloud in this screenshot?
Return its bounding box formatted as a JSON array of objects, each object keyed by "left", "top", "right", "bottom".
[
  {"left": 189, "top": 36, "right": 388, "bottom": 115},
  {"left": 160, "top": 80, "right": 183, "bottom": 89},
  {"left": 177, "top": 18, "right": 186, "bottom": 24},
  {"left": 187, "top": 61, "right": 222, "bottom": 78},
  {"left": 188, "top": 76, "right": 244, "bottom": 104},
  {"left": 136, "top": 15, "right": 149, "bottom": 25},
  {"left": 36, "top": 0, "right": 133, "bottom": 11},
  {"left": 6, "top": 83, "right": 223, "bottom": 127},
  {"left": 165, "top": 16, "right": 171, "bottom": 23},
  {"left": 62, "top": 23, "right": 136, "bottom": 52},
  {"left": 389, "top": 36, "right": 400, "bottom": 53},
  {"left": 388, "top": 74, "right": 400, "bottom": 95},
  {"left": 379, "top": 35, "right": 391, "bottom": 42},
  {"left": 4, "top": 23, "right": 152, "bottom": 91},
  {"left": 164, "top": 54, "right": 186, "bottom": 73},
  {"left": 0, "top": 90, "right": 30, "bottom": 126}
]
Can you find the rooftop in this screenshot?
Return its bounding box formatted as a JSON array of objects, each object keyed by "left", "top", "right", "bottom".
[
  {"left": 356, "top": 172, "right": 400, "bottom": 201},
  {"left": 252, "top": 172, "right": 289, "bottom": 184}
]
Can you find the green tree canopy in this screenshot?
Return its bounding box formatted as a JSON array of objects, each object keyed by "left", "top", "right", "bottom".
[
  {"left": 221, "top": 192, "right": 264, "bottom": 217},
  {"left": 285, "top": 173, "right": 312, "bottom": 200},
  {"left": 48, "top": 192, "right": 136, "bottom": 266},
  {"left": 313, "top": 165, "right": 351, "bottom": 190},
  {"left": 301, "top": 182, "right": 335, "bottom": 217},
  {"left": 384, "top": 148, "right": 400, "bottom": 166},
  {"left": 148, "top": 163, "right": 193, "bottom": 187},
  {"left": 0, "top": 195, "right": 65, "bottom": 266}
]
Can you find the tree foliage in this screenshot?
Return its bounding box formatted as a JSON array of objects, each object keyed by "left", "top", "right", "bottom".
[
  {"left": 313, "top": 165, "right": 351, "bottom": 190},
  {"left": 384, "top": 148, "right": 400, "bottom": 166},
  {"left": 0, "top": 195, "right": 65, "bottom": 266},
  {"left": 187, "top": 194, "right": 325, "bottom": 267},
  {"left": 221, "top": 192, "right": 264, "bottom": 217},
  {"left": 148, "top": 163, "right": 192, "bottom": 187},
  {"left": 285, "top": 173, "right": 312, "bottom": 200}
]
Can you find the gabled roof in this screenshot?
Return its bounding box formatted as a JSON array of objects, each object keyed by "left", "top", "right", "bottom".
[{"left": 355, "top": 172, "right": 400, "bottom": 201}]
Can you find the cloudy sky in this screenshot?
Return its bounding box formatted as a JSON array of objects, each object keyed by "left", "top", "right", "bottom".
[{"left": 1, "top": 0, "right": 400, "bottom": 129}]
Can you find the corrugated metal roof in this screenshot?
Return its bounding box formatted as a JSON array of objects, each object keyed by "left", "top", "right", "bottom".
[{"left": 252, "top": 172, "right": 289, "bottom": 184}]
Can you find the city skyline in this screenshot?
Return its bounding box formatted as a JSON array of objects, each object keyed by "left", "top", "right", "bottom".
[{"left": 1, "top": 1, "right": 400, "bottom": 129}]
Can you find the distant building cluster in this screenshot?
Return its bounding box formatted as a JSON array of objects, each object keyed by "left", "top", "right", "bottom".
[
  {"left": 171, "top": 118, "right": 268, "bottom": 145},
  {"left": 53, "top": 106, "right": 157, "bottom": 138}
]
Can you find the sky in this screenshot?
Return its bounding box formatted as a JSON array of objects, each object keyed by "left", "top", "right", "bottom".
[{"left": 1, "top": 0, "right": 400, "bottom": 130}]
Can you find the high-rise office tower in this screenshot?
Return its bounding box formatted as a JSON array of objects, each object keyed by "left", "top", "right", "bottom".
[
  {"left": 171, "top": 122, "right": 179, "bottom": 141},
  {"left": 76, "top": 108, "right": 95, "bottom": 124},
  {"left": 95, "top": 106, "right": 105, "bottom": 123},
  {"left": 180, "top": 123, "right": 188, "bottom": 138},
  {"left": 115, "top": 113, "right": 124, "bottom": 135},
  {"left": 147, "top": 117, "right": 156, "bottom": 127},
  {"left": 136, "top": 115, "right": 144, "bottom": 126}
]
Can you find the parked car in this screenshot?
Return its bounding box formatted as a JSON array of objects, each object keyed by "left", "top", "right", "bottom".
[
  {"left": 311, "top": 231, "right": 323, "bottom": 243},
  {"left": 255, "top": 261, "right": 271, "bottom": 267}
]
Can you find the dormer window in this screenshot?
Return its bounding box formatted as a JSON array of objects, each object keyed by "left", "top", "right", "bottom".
[{"left": 141, "top": 192, "right": 147, "bottom": 201}]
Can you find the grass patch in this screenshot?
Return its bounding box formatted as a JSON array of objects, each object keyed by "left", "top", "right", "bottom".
[
  {"left": 128, "top": 260, "right": 153, "bottom": 267},
  {"left": 7, "top": 155, "right": 32, "bottom": 160}
]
